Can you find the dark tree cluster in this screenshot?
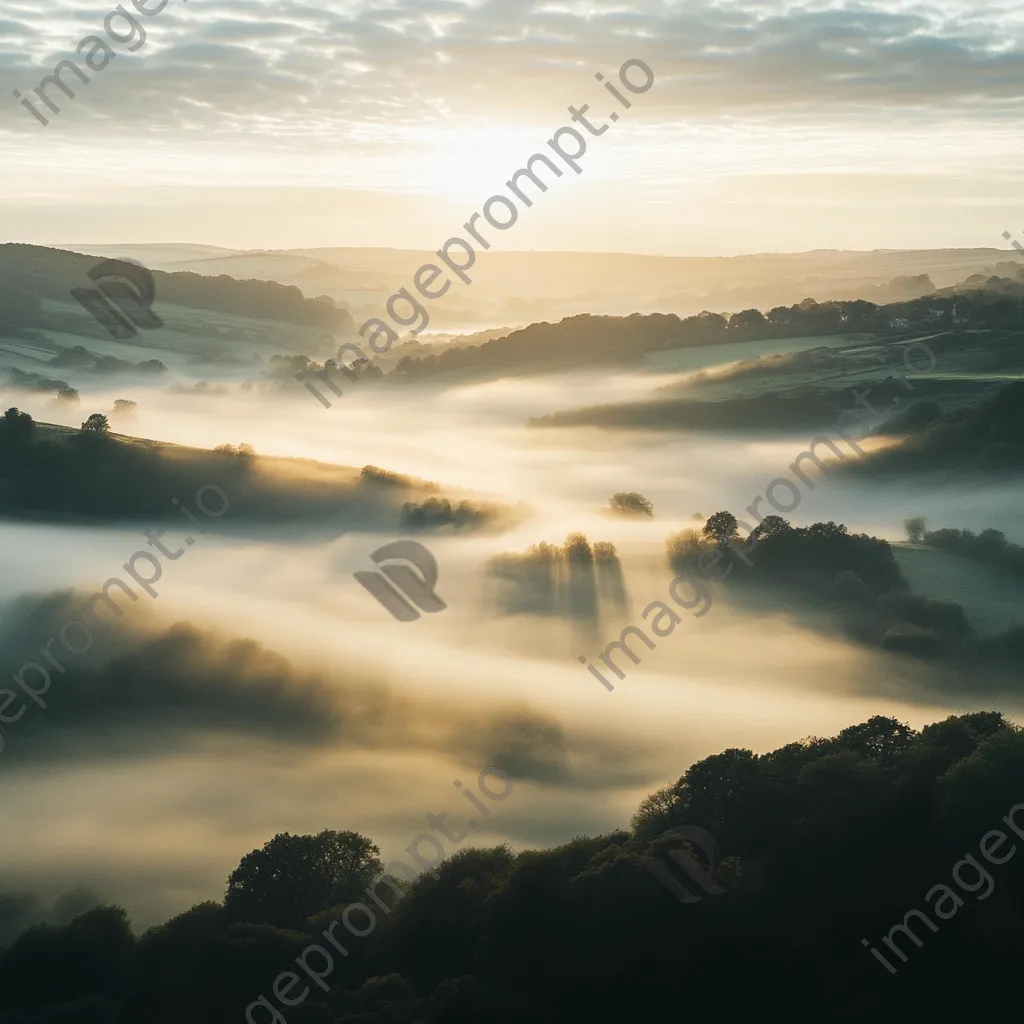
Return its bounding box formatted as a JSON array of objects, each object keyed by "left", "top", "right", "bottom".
[
  {"left": 214, "top": 443, "right": 256, "bottom": 457},
  {"left": 681, "top": 512, "right": 1024, "bottom": 667},
  {"left": 853, "top": 382, "right": 1024, "bottom": 475},
  {"left": 2, "top": 714, "right": 1024, "bottom": 1021},
  {"left": 0, "top": 413, "right": 410, "bottom": 526},
  {"left": 608, "top": 492, "right": 654, "bottom": 517},
  {"left": 50, "top": 346, "right": 166, "bottom": 375},
  {"left": 400, "top": 496, "right": 497, "bottom": 532},
  {"left": 358, "top": 466, "right": 416, "bottom": 489},
  {"left": 487, "top": 533, "right": 626, "bottom": 618},
  {"left": 0, "top": 408, "right": 34, "bottom": 445},
  {"left": 919, "top": 523, "right": 1024, "bottom": 573},
  {"left": 393, "top": 313, "right": 688, "bottom": 380}
]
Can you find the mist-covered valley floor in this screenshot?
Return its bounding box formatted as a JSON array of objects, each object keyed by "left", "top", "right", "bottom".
[{"left": 2, "top": 326, "right": 1022, "bottom": 935}]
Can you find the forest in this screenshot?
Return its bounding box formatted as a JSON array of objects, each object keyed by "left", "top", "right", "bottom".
[
  {"left": 391, "top": 267, "right": 1024, "bottom": 382},
  {"left": 0, "top": 711, "right": 1021, "bottom": 1022}
]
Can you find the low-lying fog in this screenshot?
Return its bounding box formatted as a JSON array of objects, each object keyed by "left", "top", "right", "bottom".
[{"left": 2, "top": 336, "right": 1022, "bottom": 932}]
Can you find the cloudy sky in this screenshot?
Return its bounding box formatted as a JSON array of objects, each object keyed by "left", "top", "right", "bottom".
[{"left": 2, "top": 0, "right": 1024, "bottom": 253}]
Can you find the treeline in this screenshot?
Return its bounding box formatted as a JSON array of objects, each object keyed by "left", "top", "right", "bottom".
[
  {"left": 50, "top": 345, "right": 166, "bottom": 375},
  {"left": 400, "top": 496, "right": 499, "bottom": 532},
  {"left": 672, "top": 513, "right": 1023, "bottom": 665},
  {"left": 852, "top": 382, "right": 1024, "bottom": 475},
  {"left": 391, "top": 273, "right": 1024, "bottom": 381},
  {"left": 393, "top": 312, "right": 687, "bottom": 379},
  {"left": 914, "top": 520, "right": 1024, "bottom": 578},
  {"left": 2, "top": 712, "right": 1024, "bottom": 1020}
]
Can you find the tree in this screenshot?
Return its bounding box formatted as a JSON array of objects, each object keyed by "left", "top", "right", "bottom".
[
  {"left": 833, "top": 716, "right": 915, "bottom": 760},
  {"left": 807, "top": 521, "right": 848, "bottom": 540},
  {"left": 214, "top": 443, "right": 255, "bottom": 457},
  {"left": 56, "top": 387, "right": 80, "bottom": 404},
  {"left": 978, "top": 528, "right": 1007, "bottom": 555},
  {"left": 753, "top": 515, "right": 792, "bottom": 540},
  {"left": 904, "top": 516, "right": 927, "bottom": 544},
  {"left": 697, "top": 310, "right": 728, "bottom": 338},
  {"left": 112, "top": 399, "right": 137, "bottom": 415},
  {"left": 609, "top": 492, "right": 653, "bottom": 517},
  {"left": 224, "top": 830, "right": 383, "bottom": 929},
  {"left": 80, "top": 413, "right": 110, "bottom": 437},
  {"left": 0, "top": 407, "right": 34, "bottom": 444},
  {"left": 703, "top": 511, "right": 738, "bottom": 547},
  {"left": 728, "top": 309, "right": 767, "bottom": 332},
  {"left": 564, "top": 533, "right": 594, "bottom": 563}
]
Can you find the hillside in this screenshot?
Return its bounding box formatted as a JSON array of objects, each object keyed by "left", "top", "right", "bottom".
[
  {"left": 847, "top": 382, "right": 1024, "bottom": 476},
  {"left": 0, "top": 413, "right": 512, "bottom": 533},
  {"left": 0, "top": 245, "right": 355, "bottom": 357},
  {"left": 60, "top": 244, "right": 1024, "bottom": 331}
]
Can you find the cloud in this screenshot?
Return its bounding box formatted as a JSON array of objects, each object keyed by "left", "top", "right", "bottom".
[
  {"left": 0, "top": 886, "right": 101, "bottom": 948},
  {"left": 1, "top": 0, "right": 1023, "bottom": 138}
]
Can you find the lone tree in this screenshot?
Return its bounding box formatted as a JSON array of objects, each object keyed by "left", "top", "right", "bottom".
[
  {"left": 703, "top": 511, "right": 739, "bottom": 547},
  {"left": 56, "top": 386, "right": 79, "bottom": 404},
  {"left": 904, "top": 517, "right": 927, "bottom": 544},
  {"left": 224, "top": 830, "right": 383, "bottom": 929},
  {"left": 610, "top": 492, "right": 654, "bottom": 517},
  {"left": 1, "top": 408, "right": 34, "bottom": 444},
  {"left": 80, "top": 413, "right": 110, "bottom": 437}
]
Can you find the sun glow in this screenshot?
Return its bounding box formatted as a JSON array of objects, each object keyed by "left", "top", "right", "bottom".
[{"left": 402, "top": 123, "right": 558, "bottom": 202}]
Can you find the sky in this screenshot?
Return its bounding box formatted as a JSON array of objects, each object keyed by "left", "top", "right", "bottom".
[{"left": 2, "top": 0, "right": 1024, "bottom": 254}]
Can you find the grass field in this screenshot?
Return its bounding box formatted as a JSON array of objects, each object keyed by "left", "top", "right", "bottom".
[{"left": 895, "top": 545, "right": 1024, "bottom": 634}]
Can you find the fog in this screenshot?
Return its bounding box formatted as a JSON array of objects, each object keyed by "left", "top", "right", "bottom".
[{"left": 1, "top": 335, "right": 1022, "bottom": 932}]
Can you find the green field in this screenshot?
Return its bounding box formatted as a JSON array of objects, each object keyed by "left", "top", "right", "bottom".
[{"left": 895, "top": 545, "right": 1024, "bottom": 634}]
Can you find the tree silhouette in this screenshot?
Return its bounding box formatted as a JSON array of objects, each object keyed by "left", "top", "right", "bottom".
[
  {"left": 753, "top": 514, "right": 792, "bottom": 541},
  {"left": 904, "top": 516, "right": 927, "bottom": 543},
  {"left": 0, "top": 407, "right": 34, "bottom": 444},
  {"left": 609, "top": 492, "right": 654, "bottom": 517},
  {"left": 703, "top": 511, "right": 739, "bottom": 546},
  {"left": 80, "top": 414, "right": 110, "bottom": 437},
  {"left": 224, "top": 830, "right": 383, "bottom": 929}
]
